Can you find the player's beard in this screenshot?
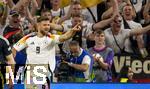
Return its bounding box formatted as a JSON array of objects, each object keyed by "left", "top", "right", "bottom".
[
  {"left": 40, "top": 29, "right": 49, "bottom": 36},
  {"left": 40, "top": 30, "right": 47, "bottom": 36}
]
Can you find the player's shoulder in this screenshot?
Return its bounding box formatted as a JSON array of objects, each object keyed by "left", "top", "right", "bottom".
[
  {"left": 0, "top": 35, "right": 10, "bottom": 45},
  {"left": 47, "top": 33, "right": 60, "bottom": 39},
  {"left": 18, "top": 32, "right": 37, "bottom": 42},
  {"left": 0, "top": 35, "right": 7, "bottom": 41},
  {"left": 26, "top": 32, "right": 37, "bottom": 37},
  {"left": 23, "top": 32, "right": 36, "bottom": 39}
]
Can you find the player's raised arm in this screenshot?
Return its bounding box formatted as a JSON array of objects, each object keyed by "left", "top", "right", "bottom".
[{"left": 59, "top": 23, "right": 81, "bottom": 42}]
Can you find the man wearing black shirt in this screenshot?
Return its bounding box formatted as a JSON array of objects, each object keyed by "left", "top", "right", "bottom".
[
  {"left": 3, "top": 10, "right": 23, "bottom": 46},
  {"left": 0, "top": 36, "right": 15, "bottom": 89}
]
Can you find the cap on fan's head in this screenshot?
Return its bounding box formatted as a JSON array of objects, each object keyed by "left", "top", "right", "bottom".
[{"left": 9, "top": 10, "right": 19, "bottom": 17}]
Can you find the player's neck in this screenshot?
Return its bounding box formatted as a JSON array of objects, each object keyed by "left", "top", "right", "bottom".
[{"left": 37, "top": 32, "right": 44, "bottom": 38}]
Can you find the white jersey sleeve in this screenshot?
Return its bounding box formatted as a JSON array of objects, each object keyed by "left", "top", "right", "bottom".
[
  {"left": 48, "top": 34, "right": 61, "bottom": 44},
  {"left": 13, "top": 35, "right": 29, "bottom": 51}
]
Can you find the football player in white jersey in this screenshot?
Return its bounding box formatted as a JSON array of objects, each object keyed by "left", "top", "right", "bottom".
[{"left": 13, "top": 16, "right": 81, "bottom": 89}]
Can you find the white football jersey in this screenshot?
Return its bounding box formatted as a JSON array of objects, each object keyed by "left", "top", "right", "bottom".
[{"left": 13, "top": 32, "right": 60, "bottom": 72}]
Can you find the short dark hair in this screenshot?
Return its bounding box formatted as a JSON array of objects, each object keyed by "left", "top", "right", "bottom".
[
  {"left": 94, "top": 30, "right": 104, "bottom": 35},
  {"left": 37, "top": 16, "right": 49, "bottom": 23},
  {"left": 72, "top": 0, "right": 80, "bottom": 5},
  {"left": 69, "top": 40, "right": 80, "bottom": 46},
  {"left": 41, "top": 9, "right": 51, "bottom": 14},
  {"left": 9, "top": 10, "right": 19, "bottom": 16}
]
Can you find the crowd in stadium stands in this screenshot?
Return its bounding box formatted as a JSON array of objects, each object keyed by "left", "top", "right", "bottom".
[{"left": 0, "top": 0, "right": 150, "bottom": 88}]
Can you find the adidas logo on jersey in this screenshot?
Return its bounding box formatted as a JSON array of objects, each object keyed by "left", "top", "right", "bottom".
[{"left": 30, "top": 42, "right": 35, "bottom": 45}]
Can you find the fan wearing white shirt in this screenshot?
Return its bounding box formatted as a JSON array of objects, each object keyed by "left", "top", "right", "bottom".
[
  {"left": 122, "top": 4, "right": 148, "bottom": 57},
  {"left": 104, "top": 14, "right": 150, "bottom": 54}
]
